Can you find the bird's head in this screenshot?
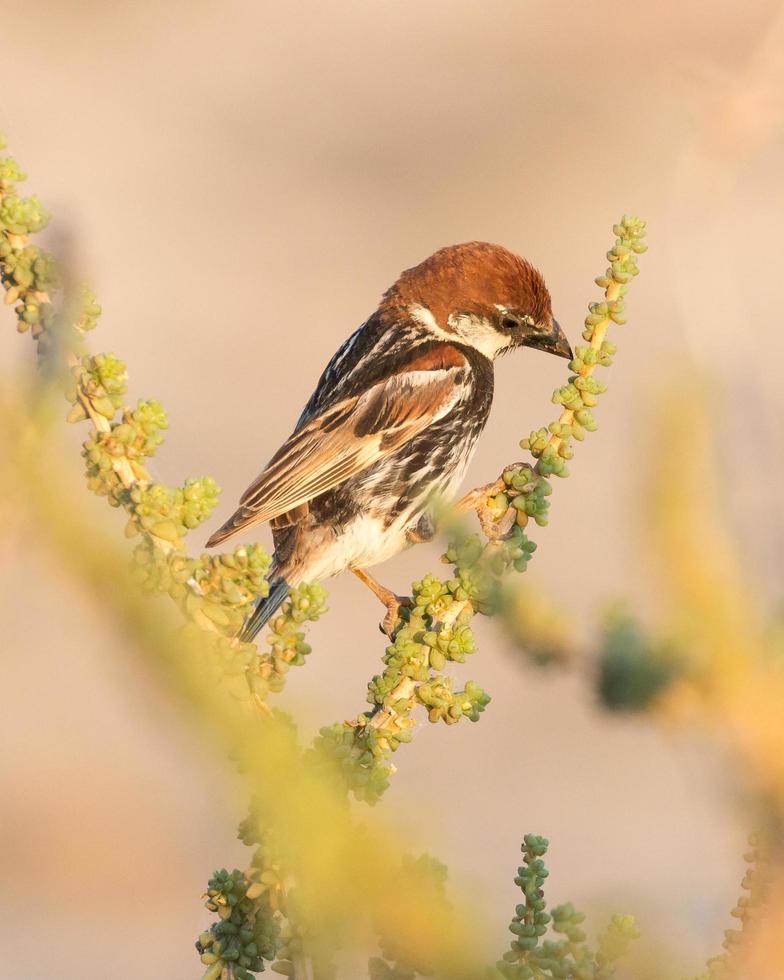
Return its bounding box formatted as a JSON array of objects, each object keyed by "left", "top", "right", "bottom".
[{"left": 383, "top": 241, "right": 572, "bottom": 362}]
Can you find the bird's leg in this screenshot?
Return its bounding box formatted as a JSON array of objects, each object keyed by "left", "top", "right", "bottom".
[{"left": 352, "top": 567, "right": 411, "bottom": 637}]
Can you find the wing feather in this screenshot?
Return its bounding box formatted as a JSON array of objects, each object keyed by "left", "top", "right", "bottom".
[{"left": 205, "top": 354, "right": 467, "bottom": 547}]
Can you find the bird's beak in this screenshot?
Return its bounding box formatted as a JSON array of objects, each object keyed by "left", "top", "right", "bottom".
[{"left": 525, "top": 318, "right": 573, "bottom": 360}]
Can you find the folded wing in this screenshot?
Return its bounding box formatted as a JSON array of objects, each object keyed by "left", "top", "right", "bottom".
[{"left": 205, "top": 347, "right": 468, "bottom": 547}]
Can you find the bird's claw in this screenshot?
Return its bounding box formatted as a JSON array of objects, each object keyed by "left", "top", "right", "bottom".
[
  {"left": 476, "top": 497, "right": 516, "bottom": 540},
  {"left": 457, "top": 472, "right": 521, "bottom": 540},
  {"left": 379, "top": 594, "right": 412, "bottom": 637}
]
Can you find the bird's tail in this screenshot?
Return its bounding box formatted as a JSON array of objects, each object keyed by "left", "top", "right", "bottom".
[{"left": 238, "top": 576, "right": 290, "bottom": 644}]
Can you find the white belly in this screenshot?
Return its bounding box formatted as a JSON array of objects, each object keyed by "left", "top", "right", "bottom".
[{"left": 304, "top": 512, "right": 410, "bottom": 581}]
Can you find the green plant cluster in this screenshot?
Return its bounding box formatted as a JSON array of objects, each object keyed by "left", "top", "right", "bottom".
[
  {"left": 502, "top": 466, "right": 553, "bottom": 528},
  {"left": 494, "top": 835, "right": 639, "bottom": 979},
  {"left": 82, "top": 405, "right": 171, "bottom": 499},
  {"left": 196, "top": 868, "right": 282, "bottom": 979},
  {"left": 310, "top": 719, "right": 400, "bottom": 805},
  {"left": 0, "top": 147, "right": 58, "bottom": 352},
  {"left": 0, "top": 186, "right": 48, "bottom": 236},
  {"left": 227, "top": 812, "right": 320, "bottom": 980},
  {"left": 0, "top": 135, "right": 332, "bottom": 715},
  {"left": 66, "top": 352, "right": 126, "bottom": 422},
  {"left": 76, "top": 283, "right": 102, "bottom": 332},
  {"left": 0, "top": 243, "right": 55, "bottom": 345},
  {"left": 191, "top": 547, "right": 273, "bottom": 622},
  {"left": 127, "top": 476, "right": 219, "bottom": 540},
  {"left": 522, "top": 216, "right": 646, "bottom": 483},
  {"left": 0, "top": 152, "right": 26, "bottom": 190},
  {"left": 311, "top": 529, "right": 541, "bottom": 805},
  {"left": 137, "top": 551, "right": 326, "bottom": 704},
  {"left": 596, "top": 608, "right": 680, "bottom": 712},
  {"left": 1, "top": 235, "right": 57, "bottom": 297},
  {"left": 248, "top": 582, "right": 329, "bottom": 699},
  {"left": 368, "top": 839, "right": 639, "bottom": 980}
]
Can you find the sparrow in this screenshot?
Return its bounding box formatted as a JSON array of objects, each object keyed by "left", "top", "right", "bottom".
[{"left": 206, "top": 242, "right": 572, "bottom": 641}]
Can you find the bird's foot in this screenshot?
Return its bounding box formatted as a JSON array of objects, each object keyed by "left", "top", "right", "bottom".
[
  {"left": 379, "top": 593, "right": 413, "bottom": 638},
  {"left": 476, "top": 495, "right": 516, "bottom": 540},
  {"left": 456, "top": 476, "right": 515, "bottom": 540},
  {"left": 352, "top": 567, "right": 412, "bottom": 637},
  {"left": 456, "top": 478, "right": 504, "bottom": 515}
]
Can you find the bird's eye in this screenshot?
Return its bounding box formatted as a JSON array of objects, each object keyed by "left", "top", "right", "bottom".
[{"left": 501, "top": 315, "right": 518, "bottom": 331}]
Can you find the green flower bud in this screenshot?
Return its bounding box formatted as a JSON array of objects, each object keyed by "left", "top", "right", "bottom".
[{"left": 0, "top": 193, "right": 49, "bottom": 235}]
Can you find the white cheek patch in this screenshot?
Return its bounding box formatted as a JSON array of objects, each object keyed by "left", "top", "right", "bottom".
[
  {"left": 447, "top": 312, "right": 508, "bottom": 359},
  {"left": 409, "top": 304, "right": 454, "bottom": 340},
  {"left": 409, "top": 304, "right": 507, "bottom": 359}
]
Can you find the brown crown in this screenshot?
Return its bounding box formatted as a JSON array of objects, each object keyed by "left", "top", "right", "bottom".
[{"left": 381, "top": 241, "right": 552, "bottom": 330}]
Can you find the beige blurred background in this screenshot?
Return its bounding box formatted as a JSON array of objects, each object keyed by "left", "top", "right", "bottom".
[{"left": 2, "top": 1, "right": 784, "bottom": 976}]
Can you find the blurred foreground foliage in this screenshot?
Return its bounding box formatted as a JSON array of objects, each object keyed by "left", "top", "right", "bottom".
[
  {"left": 498, "top": 386, "right": 784, "bottom": 977},
  {"left": 4, "top": 132, "right": 781, "bottom": 977}
]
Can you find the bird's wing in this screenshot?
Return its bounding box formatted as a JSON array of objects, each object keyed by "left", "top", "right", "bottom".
[{"left": 205, "top": 345, "right": 469, "bottom": 547}]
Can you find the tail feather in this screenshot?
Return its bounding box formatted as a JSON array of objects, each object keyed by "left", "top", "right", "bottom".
[{"left": 238, "top": 577, "right": 290, "bottom": 643}]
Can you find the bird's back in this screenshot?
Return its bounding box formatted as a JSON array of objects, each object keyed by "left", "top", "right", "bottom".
[{"left": 308, "top": 340, "right": 494, "bottom": 530}]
